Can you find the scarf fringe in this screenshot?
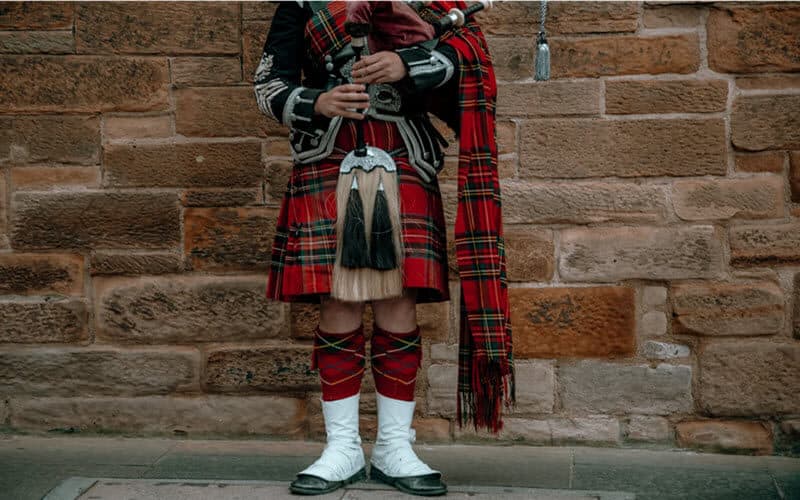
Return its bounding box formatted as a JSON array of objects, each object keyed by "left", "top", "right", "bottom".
[{"left": 457, "top": 354, "right": 516, "bottom": 434}]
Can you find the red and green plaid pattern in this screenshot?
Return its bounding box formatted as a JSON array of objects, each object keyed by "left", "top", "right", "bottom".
[
  {"left": 427, "top": 1, "right": 515, "bottom": 433},
  {"left": 370, "top": 324, "right": 423, "bottom": 401},
  {"left": 313, "top": 324, "right": 366, "bottom": 401}
]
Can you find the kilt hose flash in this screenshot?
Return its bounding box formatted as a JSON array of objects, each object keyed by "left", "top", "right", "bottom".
[{"left": 265, "top": 118, "right": 450, "bottom": 305}]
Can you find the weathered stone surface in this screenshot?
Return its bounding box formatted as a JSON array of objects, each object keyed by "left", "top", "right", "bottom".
[
  {"left": 205, "top": 346, "right": 316, "bottom": 392},
  {"left": 10, "top": 166, "right": 100, "bottom": 189},
  {"left": 11, "top": 191, "right": 180, "bottom": 250},
  {"left": 731, "top": 95, "right": 800, "bottom": 151},
  {"left": 639, "top": 311, "right": 668, "bottom": 338},
  {"left": 606, "top": 79, "right": 728, "bottom": 114},
  {"left": 243, "top": 2, "right": 277, "bottom": 20},
  {"left": 641, "top": 341, "right": 691, "bottom": 360},
  {"left": 0, "top": 253, "right": 84, "bottom": 295},
  {"left": 671, "top": 282, "right": 784, "bottom": 336},
  {"left": 642, "top": 286, "right": 668, "bottom": 310},
  {"left": 553, "top": 34, "right": 700, "bottom": 78},
  {"left": 103, "top": 141, "right": 263, "bottom": 188},
  {"left": 9, "top": 395, "right": 306, "bottom": 437},
  {"left": 476, "top": 2, "right": 638, "bottom": 35},
  {"left": 171, "top": 57, "right": 241, "bottom": 86},
  {"left": 417, "top": 300, "right": 449, "bottom": 343},
  {"left": 175, "top": 87, "right": 287, "bottom": 137},
  {"left": 266, "top": 160, "right": 293, "bottom": 205},
  {"left": 735, "top": 151, "right": 786, "bottom": 173},
  {"left": 75, "top": 2, "right": 239, "bottom": 54},
  {"left": 0, "top": 174, "right": 6, "bottom": 248},
  {"left": 672, "top": 176, "right": 785, "bottom": 221},
  {"left": 181, "top": 188, "right": 261, "bottom": 207},
  {"left": 1, "top": 115, "right": 100, "bottom": 165},
  {"left": 559, "top": 361, "right": 693, "bottom": 415},
  {"left": 0, "top": 346, "right": 200, "bottom": 396},
  {"left": 559, "top": 225, "right": 724, "bottom": 282},
  {"left": 0, "top": 56, "right": 169, "bottom": 112},
  {"left": 510, "top": 361, "right": 555, "bottom": 414},
  {"left": 795, "top": 274, "right": 800, "bottom": 339},
  {"left": 242, "top": 20, "right": 270, "bottom": 83},
  {"left": 625, "top": 415, "right": 672, "bottom": 442},
  {"left": 0, "top": 298, "right": 89, "bottom": 343},
  {"left": 730, "top": 222, "right": 800, "bottom": 266},
  {"left": 289, "top": 303, "right": 318, "bottom": 341},
  {"left": 430, "top": 343, "right": 457, "bottom": 363},
  {"left": 94, "top": 275, "right": 286, "bottom": 343},
  {"left": 520, "top": 118, "right": 726, "bottom": 178},
  {"left": 510, "top": 287, "right": 635, "bottom": 358},
  {"left": 497, "top": 81, "right": 601, "bottom": 117},
  {"left": 643, "top": 3, "right": 703, "bottom": 28},
  {"left": 426, "top": 364, "right": 457, "bottom": 416},
  {"left": 184, "top": 207, "right": 278, "bottom": 271},
  {"left": 676, "top": 420, "right": 773, "bottom": 455},
  {"left": 504, "top": 229, "right": 554, "bottom": 282},
  {"left": 90, "top": 251, "right": 184, "bottom": 276},
  {"left": 707, "top": 4, "right": 800, "bottom": 73},
  {"left": 0, "top": 2, "right": 73, "bottom": 29},
  {"left": 501, "top": 181, "right": 668, "bottom": 224},
  {"left": 736, "top": 74, "right": 800, "bottom": 90},
  {"left": 493, "top": 418, "right": 552, "bottom": 443},
  {"left": 103, "top": 114, "right": 172, "bottom": 140},
  {"left": 486, "top": 36, "right": 533, "bottom": 81},
  {"left": 700, "top": 342, "right": 800, "bottom": 416},
  {"left": 0, "top": 31, "right": 73, "bottom": 53},
  {"left": 790, "top": 151, "right": 800, "bottom": 202},
  {"left": 549, "top": 416, "right": 621, "bottom": 445}
]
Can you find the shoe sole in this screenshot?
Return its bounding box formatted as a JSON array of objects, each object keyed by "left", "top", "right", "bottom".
[
  {"left": 370, "top": 465, "right": 447, "bottom": 497},
  {"left": 289, "top": 467, "right": 367, "bottom": 495}
]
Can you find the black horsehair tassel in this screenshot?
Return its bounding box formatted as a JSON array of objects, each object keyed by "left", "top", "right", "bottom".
[
  {"left": 369, "top": 175, "right": 397, "bottom": 270},
  {"left": 341, "top": 175, "right": 369, "bottom": 268}
]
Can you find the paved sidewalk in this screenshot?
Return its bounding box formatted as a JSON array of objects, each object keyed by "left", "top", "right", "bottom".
[{"left": 0, "top": 434, "right": 798, "bottom": 500}]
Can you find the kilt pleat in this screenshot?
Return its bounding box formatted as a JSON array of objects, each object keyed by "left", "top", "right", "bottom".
[{"left": 266, "top": 118, "right": 450, "bottom": 304}]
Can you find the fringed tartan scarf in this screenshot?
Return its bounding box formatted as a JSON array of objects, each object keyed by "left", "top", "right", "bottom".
[{"left": 304, "top": 0, "right": 515, "bottom": 433}]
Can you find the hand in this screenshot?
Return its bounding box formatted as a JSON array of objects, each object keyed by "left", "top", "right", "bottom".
[
  {"left": 313, "top": 83, "right": 370, "bottom": 119},
  {"left": 352, "top": 51, "right": 407, "bottom": 84}
]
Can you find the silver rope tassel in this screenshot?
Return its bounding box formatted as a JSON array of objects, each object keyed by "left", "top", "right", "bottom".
[{"left": 535, "top": 0, "right": 550, "bottom": 81}]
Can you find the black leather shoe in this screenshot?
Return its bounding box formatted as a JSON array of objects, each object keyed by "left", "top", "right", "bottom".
[
  {"left": 370, "top": 465, "right": 447, "bottom": 496},
  {"left": 289, "top": 467, "right": 367, "bottom": 495}
]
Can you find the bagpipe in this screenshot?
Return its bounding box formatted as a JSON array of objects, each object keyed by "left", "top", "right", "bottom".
[{"left": 330, "top": 0, "right": 549, "bottom": 302}]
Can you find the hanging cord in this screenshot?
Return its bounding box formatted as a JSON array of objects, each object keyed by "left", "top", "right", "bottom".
[{"left": 535, "top": 0, "right": 550, "bottom": 81}]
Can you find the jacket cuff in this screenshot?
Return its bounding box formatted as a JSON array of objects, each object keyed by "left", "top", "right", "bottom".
[
  {"left": 396, "top": 44, "right": 455, "bottom": 92},
  {"left": 281, "top": 86, "right": 326, "bottom": 130}
]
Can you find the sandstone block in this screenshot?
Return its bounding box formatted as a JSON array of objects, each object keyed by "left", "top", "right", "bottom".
[
  {"left": 790, "top": 151, "right": 800, "bottom": 202},
  {"left": 550, "top": 416, "right": 621, "bottom": 445},
  {"left": 625, "top": 415, "right": 672, "bottom": 442},
  {"left": 11, "top": 191, "right": 180, "bottom": 250},
  {"left": 94, "top": 275, "right": 286, "bottom": 343},
  {"left": 559, "top": 361, "right": 693, "bottom": 415},
  {"left": 180, "top": 188, "right": 262, "bottom": 208},
  {"left": 676, "top": 420, "right": 773, "bottom": 455},
  {"left": 735, "top": 151, "right": 786, "bottom": 174},
  {"left": 699, "top": 341, "right": 800, "bottom": 416},
  {"left": 510, "top": 287, "right": 635, "bottom": 358},
  {"left": 486, "top": 36, "right": 533, "bottom": 81},
  {"left": 103, "top": 114, "right": 172, "bottom": 140},
  {"left": 184, "top": 207, "right": 278, "bottom": 271},
  {"left": 0, "top": 55, "right": 169, "bottom": 112},
  {"left": 0, "top": 31, "right": 73, "bottom": 54},
  {"left": 520, "top": 118, "right": 726, "bottom": 178},
  {"left": 0, "top": 2, "right": 73, "bottom": 29},
  {"left": 476, "top": 2, "right": 638, "bottom": 35},
  {"left": 731, "top": 95, "right": 800, "bottom": 151},
  {"left": 75, "top": 2, "right": 239, "bottom": 54},
  {"left": 559, "top": 225, "right": 724, "bottom": 282},
  {"left": 171, "top": 57, "right": 241, "bottom": 86},
  {"left": 707, "top": 4, "right": 800, "bottom": 73},
  {"left": 103, "top": 141, "right": 263, "bottom": 188},
  {"left": 643, "top": 3, "right": 702, "bottom": 28},
  {"left": 0, "top": 253, "right": 84, "bottom": 295},
  {"left": 510, "top": 361, "right": 555, "bottom": 414},
  {"left": 502, "top": 181, "right": 668, "bottom": 224},
  {"left": 730, "top": 222, "right": 800, "bottom": 266},
  {"left": 0, "top": 298, "right": 89, "bottom": 343},
  {"left": 504, "top": 229, "right": 554, "bottom": 282},
  {"left": 175, "top": 87, "right": 287, "bottom": 137},
  {"left": 89, "top": 251, "right": 185, "bottom": 276},
  {"left": 205, "top": 346, "right": 316, "bottom": 392},
  {"left": 641, "top": 341, "right": 691, "bottom": 360},
  {"left": 553, "top": 34, "right": 699, "bottom": 78},
  {"left": 0, "top": 346, "right": 200, "bottom": 396},
  {"left": 9, "top": 395, "right": 305, "bottom": 437},
  {"left": 426, "top": 364, "right": 457, "bottom": 416},
  {"left": 606, "top": 79, "right": 728, "bottom": 114},
  {"left": 10, "top": 166, "right": 101, "bottom": 189},
  {"left": 497, "top": 81, "right": 601, "bottom": 117},
  {"left": 1, "top": 115, "right": 100, "bottom": 165},
  {"left": 671, "top": 282, "right": 784, "bottom": 336}
]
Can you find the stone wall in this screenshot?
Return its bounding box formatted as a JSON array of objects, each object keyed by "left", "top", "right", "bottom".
[{"left": 0, "top": 1, "right": 798, "bottom": 456}]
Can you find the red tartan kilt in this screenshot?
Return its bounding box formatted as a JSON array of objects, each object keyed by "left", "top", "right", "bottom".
[{"left": 265, "top": 117, "right": 451, "bottom": 304}]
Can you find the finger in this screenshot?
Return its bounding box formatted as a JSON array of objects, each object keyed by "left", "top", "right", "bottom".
[
  {"left": 333, "top": 94, "right": 370, "bottom": 104},
  {"left": 335, "top": 83, "right": 366, "bottom": 93},
  {"left": 336, "top": 108, "right": 366, "bottom": 120}
]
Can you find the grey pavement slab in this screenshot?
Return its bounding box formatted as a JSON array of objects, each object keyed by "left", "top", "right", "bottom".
[{"left": 44, "top": 478, "right": 635, "bottom": 500}]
